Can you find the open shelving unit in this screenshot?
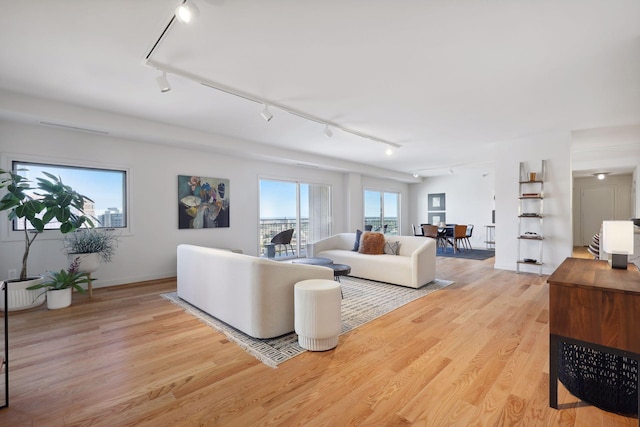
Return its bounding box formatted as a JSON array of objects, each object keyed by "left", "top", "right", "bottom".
[{"left": 517, "top": 160, "right": 546, "bottom": 275}]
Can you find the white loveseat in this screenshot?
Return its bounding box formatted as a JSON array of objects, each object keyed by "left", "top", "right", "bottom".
[
  {"left": 308, "top": 233, "right": 436, "bottom": 288},
  {"left": 177, "top": 244, "right": 333, "bottom": 339}
]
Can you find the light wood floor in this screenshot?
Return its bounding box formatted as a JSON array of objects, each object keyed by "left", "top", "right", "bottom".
[{"left": 0, "top": 257, "right": 636, "bottom": 426}]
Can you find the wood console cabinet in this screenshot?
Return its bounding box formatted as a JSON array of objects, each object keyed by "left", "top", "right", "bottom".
[{"left": 548, "top": 258, "right": 640, "bottom": 420}]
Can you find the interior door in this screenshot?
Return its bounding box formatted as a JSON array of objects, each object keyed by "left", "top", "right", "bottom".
[{"left": 580, "top": 186, "right": 614, "bottom": 246}]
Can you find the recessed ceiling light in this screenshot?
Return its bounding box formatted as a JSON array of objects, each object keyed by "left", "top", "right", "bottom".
[
  {"left": 385, "top": 146, "right": 393, "bottom": 156},
  {"left": 594, "top": 172, "right": 609, "bottom": 180}
]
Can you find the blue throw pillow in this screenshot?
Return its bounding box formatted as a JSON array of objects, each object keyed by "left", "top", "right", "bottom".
[{"left": 352, "top": 229, "right": 363, "bottom": 251}]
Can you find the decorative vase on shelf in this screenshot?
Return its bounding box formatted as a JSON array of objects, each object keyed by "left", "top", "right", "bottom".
[{"left": 46, "top": 288, "right": 72, "bottom": 310}]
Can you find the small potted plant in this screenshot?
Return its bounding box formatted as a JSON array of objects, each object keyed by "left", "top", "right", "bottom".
[
  {"left": 63, "top": 228, "right": 119, "bottom": 270},
  {"left": 27, "top": 258, "right": 89, "bottom": 310},
  {"left": 62, "top": 229, "right": 119, "bottom": 297}
]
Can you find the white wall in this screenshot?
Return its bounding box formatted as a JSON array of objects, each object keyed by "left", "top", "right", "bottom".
[
  {"left": 0, "top": 120, "right": 368, "bottom": 287},
  {"left": 494, "top": 132, "right": 573, "bottom": 274},
  {"left": 409, "top": 171, "right": 495, "bottom": 248}
]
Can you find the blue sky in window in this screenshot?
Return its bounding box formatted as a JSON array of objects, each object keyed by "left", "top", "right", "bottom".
[
  {"left": 16, "top": 163, "right": 124, "bottom": 215},
  {"left": 261, "top": 181, "right": 398, "bottom": 219},
  {"left": 365, "top": 190, "right": 399, "bottom": 218},
  {"left": 260, "top": 180, "right": 309, "bottom": 218}
]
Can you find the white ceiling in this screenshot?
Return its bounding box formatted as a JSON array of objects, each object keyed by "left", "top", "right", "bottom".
[{"left": 0, "top": 0, "right": 638, "bottom": 179}]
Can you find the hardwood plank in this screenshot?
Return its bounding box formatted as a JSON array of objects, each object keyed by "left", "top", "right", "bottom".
[{"left": 0, "top": 258, "right": 635, "bottom": 425}]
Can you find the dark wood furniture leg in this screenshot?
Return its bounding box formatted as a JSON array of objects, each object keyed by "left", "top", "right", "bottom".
[{"left": 549, "top": 334, "right": 558, "bottom": 409}]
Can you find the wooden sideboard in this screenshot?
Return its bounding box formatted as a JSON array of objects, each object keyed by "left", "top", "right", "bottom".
[{"left": 548, "top": 257, "right": 640, "bottom": 419}]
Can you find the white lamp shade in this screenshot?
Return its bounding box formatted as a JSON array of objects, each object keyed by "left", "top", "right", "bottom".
[{"left": 602, "top": 220, "right": 634, "bottom": 254}]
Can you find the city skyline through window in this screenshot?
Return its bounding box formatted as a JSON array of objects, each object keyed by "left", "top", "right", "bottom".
[{"left": 11, "top": 161, "right": 126, "bottom": 229}]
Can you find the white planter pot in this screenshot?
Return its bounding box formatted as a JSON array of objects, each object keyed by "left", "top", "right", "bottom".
[
  {"left": 68, "top": 253, "right": 100, "bottom": 273},
  {"left": 0, "top": 277, "right": 46, "bottom": 311},
  {"left": 46, "top": 288, "right": 72, "bottom": 310}
]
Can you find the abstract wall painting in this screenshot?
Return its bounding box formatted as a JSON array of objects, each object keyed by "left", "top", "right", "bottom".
[{"left": 178, "top": 175, "right": 230, "bottom": 229}]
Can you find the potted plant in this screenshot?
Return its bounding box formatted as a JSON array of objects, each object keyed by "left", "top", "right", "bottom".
[
  {"left": 63, "top": 229, "right": 119, "bottom": 296},
  {"left": 0, "top": 168, "right": 94, "bottom": 310},
  {"left": 26, "top": 257, "right": 89, "bottom": 310}
]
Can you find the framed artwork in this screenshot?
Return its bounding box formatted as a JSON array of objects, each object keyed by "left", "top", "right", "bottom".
[
  {"left": 178, "top": 175, "right": 230, "bottom": 229},
  {"left": 428, "top": 212, "right": 446, "bottom": 226},
  {"left": 428, "top": 193, "right": 446, "bottom": 211}
]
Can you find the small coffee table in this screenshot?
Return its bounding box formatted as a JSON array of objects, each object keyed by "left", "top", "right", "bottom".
[
  {"left": 291, "top": 257, "right": 334, "bottom": 266},
  {"left": 327, "top": 264, "right": 351, "bottom": 282}
]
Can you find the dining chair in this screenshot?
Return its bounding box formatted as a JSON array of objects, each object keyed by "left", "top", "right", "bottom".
[
  {"left": 463, "top": 224, "right": 474, "bottom": 249},
  {"left": 412, "top": 224, "right": 423, "bottom": 236},
  {"left": 450, "top": 225, "right": 467, "bottom": 253},
  {"left": 422, "top": 224, "right": 446, "bottom": 249}
]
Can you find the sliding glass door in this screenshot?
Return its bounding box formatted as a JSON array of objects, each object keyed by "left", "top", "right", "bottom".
[
  {"left": 259, "top": 179, "right": 332, "bottom": 258},
  {"left": 364, "top": 190, "right": 400, "bottom": 235}
]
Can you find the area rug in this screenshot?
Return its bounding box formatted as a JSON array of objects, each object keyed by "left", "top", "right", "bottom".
[
  {"left": 437, "top": 248, "right": 495, "bottom": 260},
  {"left": 161, "top": 276, "right": 453, "bottom": 368}
]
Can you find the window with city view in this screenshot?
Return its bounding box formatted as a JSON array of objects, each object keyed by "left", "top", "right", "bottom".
[
  {"left": 259, "top": 179, "right": 331, "bottom": 258},
  {"left": 364, "top": 189, "right": 400, "bottom": 234},
  {"left": 11, "top": 161, "right": 127, "bottom": 230}
]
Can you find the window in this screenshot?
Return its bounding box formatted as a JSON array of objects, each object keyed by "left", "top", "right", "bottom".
[
  {"left": 10, "top": 160, "right": 127, "bottom": 230},
  {"left": 259, "top": 179, "right": 332, "bottom": 258},
  {"left": 364, "top": 190, "right": 400, "bottom": 234}
]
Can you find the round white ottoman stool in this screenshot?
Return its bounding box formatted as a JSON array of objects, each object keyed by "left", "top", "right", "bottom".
[{"left": 294, "top": 279, "right": 342, "bottom": 351}]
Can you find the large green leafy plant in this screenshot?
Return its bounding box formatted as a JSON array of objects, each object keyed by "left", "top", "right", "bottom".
[{"left": 0, "top": 168, "right": 94, "bottom": 281}]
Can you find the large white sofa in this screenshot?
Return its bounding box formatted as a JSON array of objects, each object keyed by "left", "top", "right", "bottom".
[
  {"left": 308, "top": 233, "right": 436, "bottom": 288},
  {"left": 177, "top": 244, "right": 333, "bottom": 339}
]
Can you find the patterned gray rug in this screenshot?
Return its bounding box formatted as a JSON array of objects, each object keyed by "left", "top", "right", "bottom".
[{"left": 162, "top": 276, "right": 454, "bottom": 368}]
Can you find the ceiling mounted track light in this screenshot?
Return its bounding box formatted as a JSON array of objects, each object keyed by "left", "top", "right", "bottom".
[
  {"left": 175, "top": 1, "right": 199, "bottom": 24},
  {"left": 145, "top": 61, "right": 403, "bottom": 160},
  {"left": 156, "top": 71, "right": 171, "bottom": 93},
  {"left": 261, "top": 105, "right": 273, "bottom": 122}
]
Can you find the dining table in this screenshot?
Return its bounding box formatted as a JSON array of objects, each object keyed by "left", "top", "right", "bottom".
[{"left": 421, "top": 224, "right": 457, "bottom": 251}]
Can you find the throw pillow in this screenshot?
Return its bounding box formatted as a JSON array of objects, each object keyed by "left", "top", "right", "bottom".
[
  {"left": 359, "top": 232, "right": 385, "bottom": 255},
  {"left": 352, "top": 229, "right": 363, "bottom": 251},
  {"left": 384, "top": 241, "right": 400, "bottom": 255}
]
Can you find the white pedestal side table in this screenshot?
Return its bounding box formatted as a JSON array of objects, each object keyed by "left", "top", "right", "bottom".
[{"left": 294, "top": 279, "right": 342, "bottom": 351}]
